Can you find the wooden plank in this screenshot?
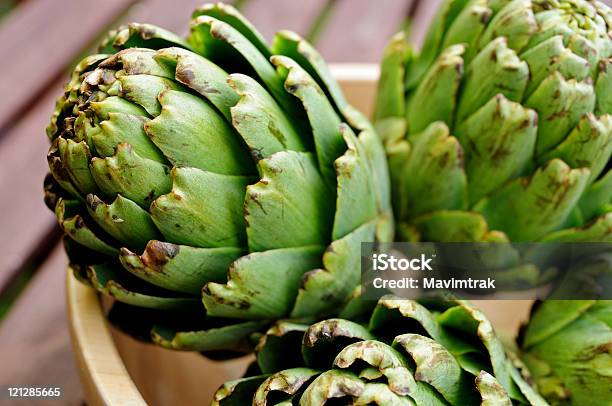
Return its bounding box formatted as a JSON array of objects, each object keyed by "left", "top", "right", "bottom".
[
  {"left": 315, "top": 0, "right": 414, "bottom": 62},
  {"left": 0, "top": 0, "right": 135, "bottom": 135},
  {"left": 0, "top": 83, "right": 63, "bottom": 295},
  {"left": 240, "top": 0, "right": 329, "bottom": 41},
  {"left": 0, "top": 245, "right": 83, "bottom": 405}
]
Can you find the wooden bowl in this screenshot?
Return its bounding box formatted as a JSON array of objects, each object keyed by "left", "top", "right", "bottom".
[{"left": 66, "top": 65, "right": 534, "bottom": 405}]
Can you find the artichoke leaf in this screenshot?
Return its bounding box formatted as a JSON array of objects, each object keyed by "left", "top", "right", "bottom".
[
  {"left": 212, "top": 375, "right": 269, "bottom": 406},
  {"left": 85, "top": 263, "right": 198, "bottom": 310},
  {"left": 406, "top": 0, "right": 470, "bottom": 90},
  {"left": 56, "top": 198, "right": 118, "bottom": 256},
  {"left": 298, "top": 370, "right": 364, "bottom": 405},
  {"left": 356, "top": 383, "right": 416, "bottom": 405},
  {"left": 540, "top": 113, "right": 612, "bottom": 183},
  {"left": 478, "top": 0, "right": 538, "bottom": 53},
  {"left": 150, "top": 167, "right": 250, "bottom": 248},
  {"left": 47, "top": 54, "right": 109, "bottom": 139},
  {"left": 578, "top": 170, "right": 612, "bottom": 221},
  {"left": 413, "top": 210, "right": 492, "bottom": 242},
  {"left": 369, "top": 297, "right": 487, "bottom": 375},
  {"left": 94, "top": 112, "right": 166, "bottom": 163},
  {"left": 333, "top": 124, "right": 378, "bottom": 240},
  {"left": 144, "top": 89, "right": 254, "bottom": 175},
  {"left": 540, "top": 212, "right": 612, "bottom": 242},
  {"left": 475, "top": 159, "right": 590, "bottom": 241},
  {"left": 596, "top": 58, "right": 612, "bottom": 114},
  {"left": 188, "top": 15, "right": 300, "bottom": 120},
  {"left": 456, "top": 37, "right": 529, "bottom": 125},
  {"left": 442, "top": 1, "right": 492, "bottom": 62},
  {"left": 333, "top": 340, "right": 447, "bottom": 405},
  {"left": 272, "top": 30, "right": 349, "bottom": 114},
  {"left": 119, "top": 241, "right": 244, "bottom": 294},
  {"left": 272, "top": 55, "right": 345, "bottom": 188},
  {"left": 58, "top": 138, "right": 100, "bottom": 196},
  {"left": 89, "top": 142, "right": 172, "bottom": 209},
  {"left": 407, "top": 44, "right": 465, "bottom": 134},
  {"left": 101, "top": 48, "right": 175, "bottom": 79},
  {"left": 86, "top": 193, "right": 160, "bottom": 249},
  {"left": 202, "top": 246, "right": 324, "bottom": 319},
  {"left": 374, "top": 32, "right": 411, "bottom": 121},
  {"left": 519, "top": 301, "right": 611, "bottom": 406},
  {"left": 155, "top": 47, "right": 238, "bottom": 121},
  {"left": 90, "top": 95, "right": 149, "bottom": 120},
  {"left": 455, "top": 94, "right": 537, "bottom": 204},
  {"left": 522, "top": 300, "right": 597, "bottom": 348},
  {"left": 394, "top": 333, "right": 480, "bottom": 405},
  {"left": 302, "top": 319, "right": 375, "bottom": 369},
  {"left": 290, "top": 220, "right": 377, "bottom": 318},
  {"left": 119, "top": 74, "right": 183, "bottom": 117},
  {"left": 192, "top": 2, "right": 270, "bottom": 59},
  {"left": 521, "top": 35, "right": 590, "bottom": 98},
  {"left": 526, "top": 71, "right": 596, "bottom": 155},
  {"left": 357, "top": 127, "right": 394, "bottom": 240},
  {"left": 437, "top": 303, "right": 532, "bottom": 403},
  {"left": 98, "top": 22, "right": 191, "bottom": 54},
  {"left": 404, "top": 122, "right": 468, "bottom": 218},
  {"left": 47, "top": 148, "right": 83, "bottom": 201},
  {"left": 228, "top": 73, "right": 306, "bottom": 160},
  {"left": 245, "top": 151, "right": 333, "bottom": 252},
  {"left": 257, "top": 322, "right": 310, "bottom": 374},
  {"left": 151, "top": 319, "right": 268, "bottom": 352},
  {"left": 253, "top": 368, "right": 319, "bottom": 405},
  {"left": 385, "top": 132, "right": 411, "bottom": 220},
  {"left": 475, "top": 371, "right": 512, "bottom": 405}
]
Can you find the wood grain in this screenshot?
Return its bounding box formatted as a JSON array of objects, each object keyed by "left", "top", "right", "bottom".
[
  {"left": 0, "top": 245, "right": 82, "bottom": 406},
  {"left": 0, "top": 83, "right": 64, "bottom": 295},
  {"left": 0, "top": 0, "right": 135, "bottom": 135},
  {"left": 315, "top": 0, "right": 414, "bottom": 62}
]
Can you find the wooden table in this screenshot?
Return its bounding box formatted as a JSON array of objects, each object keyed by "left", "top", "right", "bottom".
[{"left": 0, "top": 0, "right": 439, "bottom": 404}]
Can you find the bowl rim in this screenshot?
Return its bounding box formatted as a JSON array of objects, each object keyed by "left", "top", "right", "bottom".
[{"left": 67, "top": 266, "right": 147, "bottom": 406}]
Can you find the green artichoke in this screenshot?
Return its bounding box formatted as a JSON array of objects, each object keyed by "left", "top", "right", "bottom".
[
  {"left": 375, "top": 0, "right": 611, "bottom": 243},
  {"left": 212, "top": 296, "right": 547, "bottom": 405},
  {"left": 374, "top": 0, "right": 612, "bottom": 403},
  {"left": 518, "top": 259, "right": 612, "bottom": 405},
  {"left": 45, "top": 3, "right": 392, "bottom": 354}
]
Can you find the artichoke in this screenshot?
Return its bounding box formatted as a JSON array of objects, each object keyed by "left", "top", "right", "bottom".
[
  {"left": 373, "top": 0, "right": 612, "bottom": 403},
  {"left": 518, "top": 259, "right": 612, "bottom": 405},
  {"left": 212, "top": 296, "right": 547, "bottom": 405},
  {"left": 375, "top": 0, "right": 611, "bottom": 243},
  {"left": 44, "top": 3, "right": 392, "bottom": 354}
]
